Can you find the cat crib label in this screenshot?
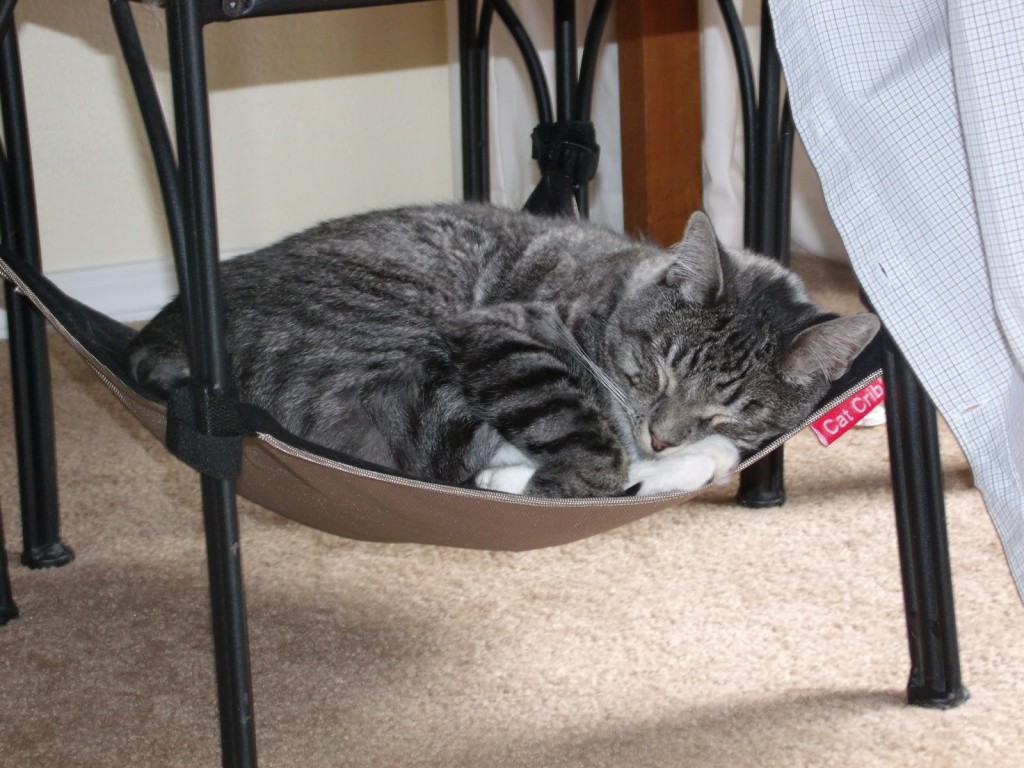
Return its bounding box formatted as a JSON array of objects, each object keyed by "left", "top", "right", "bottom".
[{"left": 810, "top": 378, "right": 885, "bottom": 446}]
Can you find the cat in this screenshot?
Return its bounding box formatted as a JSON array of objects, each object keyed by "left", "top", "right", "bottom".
[{"left": 129, "top": 203, "right": 879, "bottom": 498}]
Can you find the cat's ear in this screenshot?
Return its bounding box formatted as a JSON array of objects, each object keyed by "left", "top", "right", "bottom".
[
  {"left": 781, "top": 313, "right": 881, "bottom": 384},
  {"left": 665, "top": 211, "right": 724, "bottom": 305}
]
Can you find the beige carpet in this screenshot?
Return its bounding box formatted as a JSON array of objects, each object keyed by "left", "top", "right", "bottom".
[{"left": 2, "top": 256, "right": 1023, "bottom": 767}]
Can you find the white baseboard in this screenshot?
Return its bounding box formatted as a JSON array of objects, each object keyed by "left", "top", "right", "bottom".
[{"left": 0, "top": 253, "right": 243, "bottom": 339}]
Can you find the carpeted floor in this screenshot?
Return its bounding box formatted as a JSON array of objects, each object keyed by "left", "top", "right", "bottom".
[{"left": 2, "top": 255, "right": 1023, "bottom": 767}]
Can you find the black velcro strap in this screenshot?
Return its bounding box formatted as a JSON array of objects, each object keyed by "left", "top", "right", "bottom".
[
  {"left": 530, "top": 120, "right": 600, "bottom": 183},
  {"left": 165, "top": 382, "right": 247, "bottom": 480},
  {"left": 524, "top": 120, "right": 601, "bottom": 218}
]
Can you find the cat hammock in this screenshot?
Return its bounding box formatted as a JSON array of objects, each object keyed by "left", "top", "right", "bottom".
[
  {"left": 0, "top": 245, "right": 882, "bottom": 551},
  {"left": 0, "top": 0, "right": 857, "bottom": 553}
]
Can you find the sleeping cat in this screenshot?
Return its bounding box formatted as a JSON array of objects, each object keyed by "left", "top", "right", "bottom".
[{"left": 129, "top": 203, "right": 879, "bottom": 498}]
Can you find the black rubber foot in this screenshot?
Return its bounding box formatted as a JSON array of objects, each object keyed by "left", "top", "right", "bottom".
[
  {"left": 735, "top": 488, "right": 787, "bottom": 508},
  {"left": 908, "top": 684, "right": 970, "bottom": 710},
  {"left": 22, "top": 541, "right": 75, "bottom": 569},
  {"left": 0, "top": 602, "right": 19, "bottom": 626},
  {"left": 737, "top": 453, "right": 786, "bottom": 508}
]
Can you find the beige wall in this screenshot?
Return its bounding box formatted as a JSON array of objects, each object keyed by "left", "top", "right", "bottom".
[{"left": 14, "top": 0, "right": 454, "bottom": 272}]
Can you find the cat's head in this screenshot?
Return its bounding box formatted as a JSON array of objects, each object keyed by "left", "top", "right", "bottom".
[{"left": 604, "top": 211, "right": 880, "bottom": 458}]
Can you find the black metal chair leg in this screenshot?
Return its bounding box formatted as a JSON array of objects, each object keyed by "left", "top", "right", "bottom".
[
  {"left": 716, "top": 0, "right": 966, "bottom": 705},
  {"left": 735, "top": 94, "right": 794, "bottom": 509},
  {"left": 881, "top": 331, "right": 968, "bottom": 708},
  {"left": 165, "top": 2, "right": 257, "bottom": 765},
  {"left": 718, "top": 0, "right": 787, "bottom": 507},
  {"left": 0, "top": 499, "right": 18, "bottom": 626},
  {"left": 0, "top": 10, "right": 74, "bottom": 571}
]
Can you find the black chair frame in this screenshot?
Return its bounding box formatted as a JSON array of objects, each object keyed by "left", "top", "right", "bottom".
[
  {"left": 0, "top": 1, "right": 965, "bottom": 766},
  {"left": 716, "top": 0, "right": 966, "bottom": 709},
  {"left": 0, "top": 0, "right": 610, "bottom": 763}
]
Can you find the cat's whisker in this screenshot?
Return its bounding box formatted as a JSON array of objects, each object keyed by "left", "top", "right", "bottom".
[{"left": 548, "top": 317, "right": 636, "bottom": 420}]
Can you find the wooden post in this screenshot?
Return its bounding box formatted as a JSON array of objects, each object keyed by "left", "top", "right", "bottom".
[{"left": 616, "top": 0, "right": 702, "bottom": 245}]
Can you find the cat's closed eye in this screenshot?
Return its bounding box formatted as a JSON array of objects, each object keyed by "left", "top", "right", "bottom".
[
  {"left": 620, "top": 358, "right": 650, "bottom": 388},
  {"left": 623, "top": 360, "right": 671, "bottom": 396},
  {"left": 705, "top": 413, "right": 731, "bottom": 428},
  {"left": 656, "top": 365, "right": 671, "bottom": 394}
]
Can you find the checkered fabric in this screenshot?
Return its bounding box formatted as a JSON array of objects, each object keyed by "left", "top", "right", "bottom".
[{"left": 770, "top": 0, "right": 1024, "bottom": 599}]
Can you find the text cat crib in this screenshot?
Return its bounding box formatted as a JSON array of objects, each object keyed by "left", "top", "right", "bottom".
[{"left": 0, "top": 1, "right": 964, "bottom": 766}]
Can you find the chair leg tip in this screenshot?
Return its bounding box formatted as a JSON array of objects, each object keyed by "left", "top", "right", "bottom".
[
  {"left": 22, "top": 541, "right": 75, "bottom": 569},
  {"left": 0, "top": 603, "right": 19, "bottom": 626},
  {"left": 908, "top": 684, "right": 970, "bottom": 709},
  {"left": 735, "top": 489, "right": 787, "bottom": 508}
]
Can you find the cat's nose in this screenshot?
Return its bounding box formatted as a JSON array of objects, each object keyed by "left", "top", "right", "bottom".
[{"left": 651, "top": 434, "right": 675, "bottom": 452}]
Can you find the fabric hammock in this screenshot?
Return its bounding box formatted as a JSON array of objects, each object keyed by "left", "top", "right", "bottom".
[{"left": 0, "top": 248, "right": 883, "bottom": 552}]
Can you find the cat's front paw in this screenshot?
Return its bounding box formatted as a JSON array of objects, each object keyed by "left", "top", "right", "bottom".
[
  {"left": 692, "top": 434, "right": 741, "bottom": 482},
  {"left": 628, "top": 435, "right": 740, "bottom": 496},
  {"left": 475, "top": 464, "right": 536, "bottom": 494},
  {"left": 630, "top": 454, "right": 717, "bottom": 496}
]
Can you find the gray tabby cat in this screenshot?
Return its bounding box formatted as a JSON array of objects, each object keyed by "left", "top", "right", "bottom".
[{"left": 129, "top": 203, "right": 879, "bottom": 498}]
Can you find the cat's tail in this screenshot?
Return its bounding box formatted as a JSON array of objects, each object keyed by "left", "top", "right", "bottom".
[{"left": 127, "top": 302, "right": 191, "bottom": 398}]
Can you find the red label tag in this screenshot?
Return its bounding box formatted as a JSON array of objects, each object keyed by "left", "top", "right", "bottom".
[{"left": 809, "top": 378, "right": 885, "bottom": 446}]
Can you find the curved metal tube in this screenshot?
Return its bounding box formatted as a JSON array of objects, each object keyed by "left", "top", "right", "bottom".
[
  {"left": 473, "top": 2, "right": 493, "bottom": 199},
  {"left": 0, "top": 0, "right": 15, "bottom": 44},
  {"left": 458, "top": 0, "right": 487, "bottom": 200},
  {"left": 489, "top": 0, "right": 553, "bottom": 125},
  {"left": 577, "top": 0, "right": 612, "bottom": 122},
  {"left": 553, "top": 0, "right": 576, "bottom": 120},
  {"left": 754, "top": 2, "right": 782, "bottom": 254},
  {"left": 109, "top": 0, "right": 191, "bottom": 315},
  {"left": 774, "top": 96, "right": 794, "bottom": 266},
  {"left": 716, "top": 0, "right": 758, "bottom": 247},
  {"left": 477, "top": 0, "right": 494, "bottom": 42}
]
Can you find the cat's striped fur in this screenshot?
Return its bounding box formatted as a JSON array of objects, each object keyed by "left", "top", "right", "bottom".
[{"left": 129, "top": 203, "right": 879, "bottom": 497}]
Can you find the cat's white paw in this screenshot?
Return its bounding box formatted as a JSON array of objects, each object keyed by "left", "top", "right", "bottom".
[
  {"left": 487, "top": 441, "right": 532, "bottom": 469},
  {"left": 695, "top": 434, "right": 741, "bottom": 482},
  {"left": 631, "top": 454, "right": 717, "bottom": 495},
  {"left": 628, "top": 435, "right": 740, "bottom": 496},
  {"left": 475, "top": 464, "right": 536, "bottom": 494}
]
